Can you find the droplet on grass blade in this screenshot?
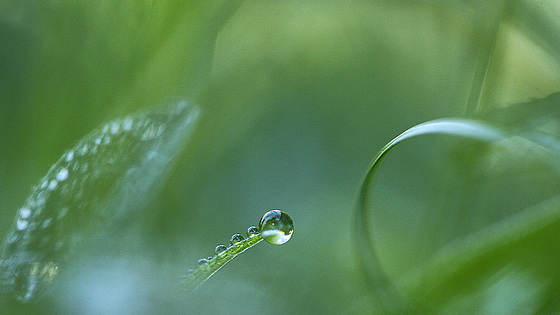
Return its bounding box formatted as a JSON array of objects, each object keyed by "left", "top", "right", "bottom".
[
  {"left": 0, "top": 100, "right": 200, "bottom": 302},
  {"left": 258, "top": 210, "right": 294, "bottom": 245}
]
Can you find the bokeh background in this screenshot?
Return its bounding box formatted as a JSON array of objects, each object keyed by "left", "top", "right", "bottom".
[{"left": 1, "top": 0, "right": 560, "bottom": 313}]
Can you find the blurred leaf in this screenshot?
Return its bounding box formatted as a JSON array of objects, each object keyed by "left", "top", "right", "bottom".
[
  {"left": 0, "top": 100, "right": 199, "bottom": 303},
  {"left": 357, "top": 116, "right": 560, "bottom": 313}
]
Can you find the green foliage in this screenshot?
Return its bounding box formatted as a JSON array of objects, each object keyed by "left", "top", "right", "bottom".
[{"left": 1, "top": 0, "right": 560, "bottom": 314}]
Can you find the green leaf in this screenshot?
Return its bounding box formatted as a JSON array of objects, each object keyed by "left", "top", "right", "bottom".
[{"left": 0, "top": 100, "right": 199, "bottom": 303}]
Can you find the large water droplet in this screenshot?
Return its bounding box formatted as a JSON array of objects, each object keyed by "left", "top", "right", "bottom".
[{"left": 259, "top": 210, "right": 294, "bottom": 245}]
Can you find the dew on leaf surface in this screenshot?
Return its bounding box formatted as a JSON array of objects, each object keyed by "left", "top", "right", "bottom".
[{"left": 0, "top": 100, "right": 200, "bottom": 302}]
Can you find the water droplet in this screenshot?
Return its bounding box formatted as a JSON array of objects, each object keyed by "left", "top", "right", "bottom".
[
  {"left": 57, "top": 208, "right": 68, "bottom": 220},
  {"left": 230, "top": 233, "right": 244, "bottom": 245},
  {"left": 247, "top": 226, "right": 259, "bottom": 237},
  {"left": 19, "top": 207, "right": 32, "bottom": 219},
  {"left": 258, "top": 210, "right": 294, "bottom": 245},
  {"left": 7, "top": 234, "right": 19, "bottom": 244},
  {"left": 110, "top": 122, "right": 120, "bottom": 134},
  {"left": 17, "top": 219, "right": 29, "bottom": 230},
  {"left": 197, "top": 258, "right": 208, "bottom": 266},
  {"left": 65, "top": 151, "right": 74, "bottom": 162},
  {"left": 56, "top": 168, "right": 69, "bottom": 181},
  {"left": 123, "top": 117, "right": 133, "bottom": 131},
  {"left": 41, "top": 218, "right": 53, "bottom": 229},
  {"left": 186, "top": 269, "right": 194, "bottom": 275},
  {"left": 47, "top": 180, "right": 58, "bottom": 191},
  {"left": 94, "top": 137, "right": 102, "bottom": 145},
  {"left": 215, "top": 245, "right": 227, "bottom": 254},
  {"left": 79, "top": 144, "right": 89, "bottom": 156}
]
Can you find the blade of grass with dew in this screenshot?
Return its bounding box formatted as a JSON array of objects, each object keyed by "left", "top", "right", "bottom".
[{"left": 0, "top": 100, "right": 199, "bottom": 303}]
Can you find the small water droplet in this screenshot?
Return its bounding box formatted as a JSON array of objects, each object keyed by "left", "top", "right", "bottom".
[
  {"left": 56, "top": 168, "right": 69, "bottom": 181},
  {"left": 41, "top": 218, "right": 53, "bottom": 229},
  {"left": 215, "top": 245, "right": 227, "bottom": 254},
  {"left": 247, "top": 226, "right": 259, "bottom": 237},
  {"left": 17, "top": 219, "right": 29, "bottom": 230},
  {"left": 19, "top": 207, "right": 32, "bottom": 219},
  {"left": 65, "top": 151, "right": 75, "bottom": 162},
  {"left": 94, "top": 137, "right": 102, "bottom": 145},
  {"left": 230, "top": 233, "right": 244, "bottom": 245},
  {"left": 123, "top": 117, "right": 133, "bottom": 131},
  {"left": 110, "top": 122, "right": 120, "bottom": 134},
  {"left": 57, "top": 208, "right": 68, "bottom": 220},
  {"left": 259, "top": 210, "right": 294, "bottom": 245},
  {"left": 186, "top": 269, "right": 194, "bottom": 275},
  {"left": 197, "top": 258, "right": 208, "bottom": 266},
  {"left": 7, "top": 234, "right": 19, "bottom": 244},
  {"left": 79, "top": 144, "right": 89, "bottom": 156},
  {"left": 47, "top": 179, "right": 58, "bottom": 191}
]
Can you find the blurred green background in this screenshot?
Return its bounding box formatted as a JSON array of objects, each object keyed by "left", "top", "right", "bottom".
[{"left": 2, "top": 0, "right": 560, "bottom": 313}]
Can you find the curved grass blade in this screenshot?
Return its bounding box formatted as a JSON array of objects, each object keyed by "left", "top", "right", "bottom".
[
  {"left": 0, "top": 100, "right": 200, "bottom": 303},
  {"left": 355, "top": 118, "right": 508, "bottom": 312},
  {"left": 356, "top": 117, "right": 560, "bottom": 312}
]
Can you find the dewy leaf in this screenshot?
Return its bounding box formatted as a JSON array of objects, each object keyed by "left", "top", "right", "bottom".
[{"left": 0, "top": 100, "right": 199, "bottom": 303}]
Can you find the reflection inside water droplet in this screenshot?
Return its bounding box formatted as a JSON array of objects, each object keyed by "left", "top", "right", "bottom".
[{"left": 259, "top": 210, "right": 294, "bottom": 245}]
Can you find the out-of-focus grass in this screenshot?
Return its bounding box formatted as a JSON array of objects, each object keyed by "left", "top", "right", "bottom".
[{"left": 1, "top": 0, "right": 560, "bottom": 314}]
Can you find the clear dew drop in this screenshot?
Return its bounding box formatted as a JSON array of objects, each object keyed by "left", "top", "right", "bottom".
[
  {"left": 41, "top": 218, "right": 53, "bottom": 229},
  {"left": 197, "top": 258, "right": 208, "bottom": 266},
  {"left": 19, "top": 207, "right": 32, "bottom": 219},
  {"left": 16, "top": 219, "right": 29, "bottom": 231},
  {"left": 215, "top": 244, "right": 227, "bottom": 255},
  {"left": 247, "top": 226, "right": 259, "bottom": 237},
  {"left": 123, "top": 117, "right": 133, "bottom": 131},
  {"left": 258, "top": 210, "right": 294, "bottom": 245},
  {"left": 110, "top": 122, "right": 120, "bottom": 134},
  {"left": 57, "top": 207, "right": 68, "bottom": 220},
  {"left": 79, "top": 144, "right": 89, "bottom": 156},
  {"left": 7, "top": 234, "right": 19, "bottom": 244},
  {"left": 56, "top": 168, "right": 69, "bottom": 181},
  {"left": 65, "top": 151, "right": 74, "bottom": 162},
  {"left": 230, "top": 233, "right": 245, "bottom": 245},
  {"left": 47, "top": 180, "right": 58, "bottom": 191}
]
